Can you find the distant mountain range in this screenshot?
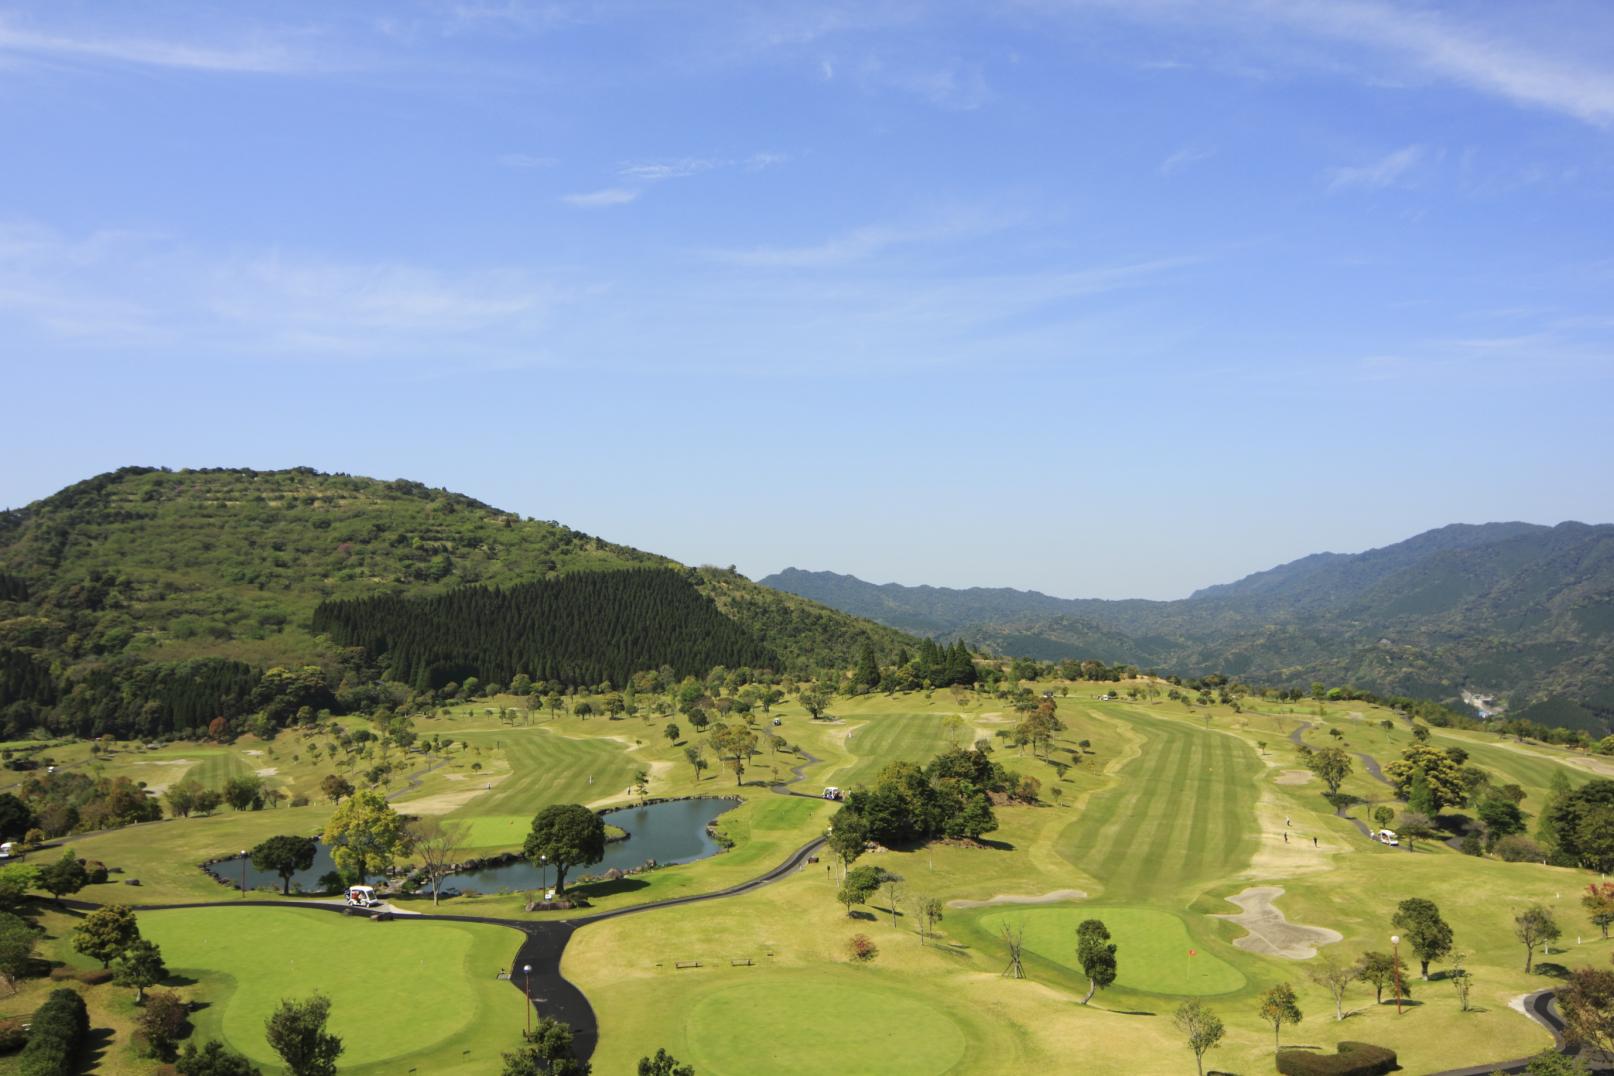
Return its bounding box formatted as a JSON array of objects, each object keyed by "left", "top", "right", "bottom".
[{"left": 761, "top": 522, "right": 1614, "bottom": 732}]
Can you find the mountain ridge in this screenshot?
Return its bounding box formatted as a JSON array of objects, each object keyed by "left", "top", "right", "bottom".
[{"left": 761, "top": 520, "right": 1614, "bottom": 730}]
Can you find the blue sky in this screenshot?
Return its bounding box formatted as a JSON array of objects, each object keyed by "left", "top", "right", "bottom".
[{"left": 2, "top": 1, "right": 1611, "bottom": 599}]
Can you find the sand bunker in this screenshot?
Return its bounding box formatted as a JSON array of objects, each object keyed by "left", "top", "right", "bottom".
[
  {"left": 1216, "top": 886, "right": 1341, "bottom": 959},
  {"left": 947, "top": 889, "right": 1087, "bottom": 909},
  {"left": 255, "top": 767, "right": 279, "bottom": 777},
  {"left": 1274, "top": 770, "right": 1313, "bottom": 785}
]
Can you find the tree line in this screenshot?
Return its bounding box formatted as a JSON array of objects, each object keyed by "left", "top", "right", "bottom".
[{"left": 312, "top": 568, "right": 778, "bottom": 692}]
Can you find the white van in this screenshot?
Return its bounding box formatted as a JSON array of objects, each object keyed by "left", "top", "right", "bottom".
[
  {"left": 1376, "top": 829, "right": 1399, "bottom": 846},
  {"left": 345, "top": 885, "right": 381, "bottom": 908}
]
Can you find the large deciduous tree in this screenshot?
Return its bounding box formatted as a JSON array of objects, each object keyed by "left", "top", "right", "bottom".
[
  {"left": 1392, "top": 898, "right": 1453, "bottom": 979},
  {"left": 265, "top": 994, "right": 344, "bottom": 1076},
  {"left": 409, "top": 817, "right": 464, "bottom": 906},
  {"left": 73, "top": 904, "right": 141, "bottom": 968},
  {"left": 1515, "top": 905, "right": 1561, "bottom": 974},
  {"left": 114, "top": 938, "right": 168, "bottom": 1002},
  {"left": 1559, "top": 966, "right": 1614, "bottom": 1061},
  {"left": 523, "top": 804, "right": 605, "bottom": 895},
  {"left": 250, "top": 836, "right": 317, "bottom": 896},
  {"left": 321, "top": 789, "right": 409, "bottom": 885},
  {"left": 1305, "top": 746, "right": 1353, "bottom": 798},
  {"left": 1385, "top": 744, "right": 1468, "bottom": 812}
]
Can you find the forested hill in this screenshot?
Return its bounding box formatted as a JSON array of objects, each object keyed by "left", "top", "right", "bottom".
[
  {"left": 763, "top": 521, "right": 1614, "bottom": 731},
  {"left": 0, "top": 467, "right": 916, "bottom": 739}
]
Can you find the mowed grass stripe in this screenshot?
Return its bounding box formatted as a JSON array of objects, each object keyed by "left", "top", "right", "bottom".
[
  {"left": 447, "top": 729, "right": 639, "bottom": 843},
  {"left": 1059, "top": 713, "right": 1260, "bottom": 904},
  {"left": 192, "top": 751, "right": 253, "bottom": 787},
  {"left": 836, "top": 714, "right": 954, "bottom": 788},
  {"left": 1067, "top": 719, "right": 1186, "bottom": 895}
]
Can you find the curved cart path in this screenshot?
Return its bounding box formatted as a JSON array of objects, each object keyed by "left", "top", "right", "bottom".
[{"left": 769, "top": 748, "right": 823, "bottom": 798}]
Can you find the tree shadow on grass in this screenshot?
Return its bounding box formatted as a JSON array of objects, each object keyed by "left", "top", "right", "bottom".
[
  {"left": 570, "top": 877, "right": 651, "bottom": 901},
  {"left": 162, "top": 972, "right": 201, "bottom": 988},
  {"left": 72, "top": 1027, "right": 114, "bottom": 1075},
  {"left": 1536, "top": 962, "right": 1572, "bottom": 979},
  {"left": 1092, "top": 1006, "right": 1155, "bottom": 1016},
  {"left": 975, "top": 838, "right": 1016, "bottom": 852}
]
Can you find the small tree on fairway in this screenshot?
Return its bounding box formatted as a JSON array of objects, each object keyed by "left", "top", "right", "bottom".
[
  {"left": 176, "top": 1039, "right": 264, "bottom": 1075},
  {"left": 1354, "top": 951, "right": 1411, "bottom": 1005},
  {"left": 637, "top": 1048, "right": 694, "bottom": 1076},
  {"left": 837, "top": 865, "right": 887, "bottom": 917},
  {"left": 1001, "top": 922, "right": 1026, "bottom": 979},
  {"left": 265, "top": 993, "right": 343, "bottom": 1076},
  {"left": 250, "top": 835, "right": 317, "bottom": 896},
  {"left": 1174, "top": 1000, "right": 1224, "bottom": 1076},
  {"left": 683, "top": 743, "right": 706, "bottom": 781},
  {"left": 502, "top": 1016, "right": 591, "bottom": 1076},
  {"left": 1372, "top": 805, "right": 1396, "bottom": 831},
  {"left": 881, "top": 871, "right": 904, "bottom": 924},
  {"left": 827, "top": 811, "right": 868, "bottom": 877},
  {"left": 1306, "top": 746, "right": 1353, "bottom": 798},
  {"left": 1584, "top": 883, "right": 1614, "bottom": 940},
  {"left": 1449, "top": 951, "right": 1474, "bottom": 1011},
  {"left": 39, "top": 849, "right": 88, "bottom": 904},
  {"left": 1258, "top": 982, "right": 1302, "bottom": 1050},
  {"left": 663, "top": 723, "right": 680, "bottom": 745},
  {"left": 1076, "top": 919, "right": 1117, "bottom": 1005},
  {"left": 523, "top": 804, "right": 605, "bottom": 896},
  {"left": 1310, "top": 955, "right": 1355, "bottom": 1020},
  {"left": 1392, "top": 897, "right": 1454, "bottom": 979},
  {"left": 320, "top": 774, "right": 354, "bottom": 805},
  {"left": 409, "top": 817, "right": 464, "bottom": 906},
  {"left": 914, "top": 896, "right": 944, "bottom": 945},
  {"left": 0, "top": 911, "right": 36, "bottom": 995},
  {"left": 139, "top": 990, "right": 189, "bottom": 1059},
  {"left": 73, "top": 904, "right": 140, "bottom": 968},
  {"left": 115, "top": 938, "right": 167, "bottom": 1002},
  {"left": 1516, "top": 905, "right": 1561, "bottom": 973}
]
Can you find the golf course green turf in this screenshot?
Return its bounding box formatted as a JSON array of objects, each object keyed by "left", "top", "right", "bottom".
[
  {"left": 977, "top": 905, "right": 1246, "bottom": 995},
  {"left": 140, "top": 907, "right": 520, "bottom": 1073},
  {"left": 684, "top": 974, "right": 969, "bottom": 1075},
  {"left": 833, "top": 712, "right": 957, "bottom": 787},
  {"left": 448, "top": 728, "right": 639, "bottom": 848},
  {"left": 1057, "top": 713, "right": 1261, "bottom": 902}
]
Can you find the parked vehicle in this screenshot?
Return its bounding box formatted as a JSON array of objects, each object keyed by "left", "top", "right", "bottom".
[
  {"left": 0, "top": 842, "right": 15, "bottom": 859},
  {"left": 1376, "top": 829, "right": 1399, "bottom": 846},
  {"left": 822, "top": 787, "right": 842, "bottom": 801},
  {"left": 345, "top": 885, "right": 382, "bottom": 908}
]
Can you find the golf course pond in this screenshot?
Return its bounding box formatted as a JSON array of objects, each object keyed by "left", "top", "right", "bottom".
[{"left": 206, "top": 796, "right": 740, "bottom": 893}]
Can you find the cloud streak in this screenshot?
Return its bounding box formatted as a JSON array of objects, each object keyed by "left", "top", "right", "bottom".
[
  {"left": 0, "top": 16, "right": 310, "bottom": 74},
  {"left": 1326, "top": 144, "right": 1424, "bottom": 192},
  {"left": 560, "top": 187, "right": 640, "bottom": 208}
]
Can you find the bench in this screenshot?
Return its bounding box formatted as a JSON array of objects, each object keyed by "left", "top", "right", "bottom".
[
  {"left": 729, "top": 958, "right": 755, "bottom": 967},
  {"left": 674, "top": 960, "right": 702, "bottom": 970}
]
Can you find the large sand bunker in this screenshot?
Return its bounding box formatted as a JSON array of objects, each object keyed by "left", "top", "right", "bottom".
[
  {"left": 1274, "top": 770, "right": 1313, "bottom": 785},
  {"left": 946, "top": 889, "right": 1086, "bottom": 909},
  {"left": 1216, "top": 886, "right": 1341, "bottom": 959}
]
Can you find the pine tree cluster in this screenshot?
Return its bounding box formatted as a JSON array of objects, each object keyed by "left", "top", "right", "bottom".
[{"left": 313, "top": 568, "right": 779, "bottom": 691}]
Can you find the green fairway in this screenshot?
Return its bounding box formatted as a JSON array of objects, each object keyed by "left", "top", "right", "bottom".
[
  {"left": 685, "top": 973, "right": 969, "bottom": 1075},
  {"left": 976, "top": 905, "right": 1246, "bottom": 996},
  {"left": 833, "top": 712, "right": 958, "bottom": 787},
  {"left": 1056, "top": 712, "right": 1261, "bottom": 903},
  {"left": 446, "top": 727, "right": 640, "bottom": 848},
  {"left": 140, "top": 907, "right": 519, "bottom": 1073}
]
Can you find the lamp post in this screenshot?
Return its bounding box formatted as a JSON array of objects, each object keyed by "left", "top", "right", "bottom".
[
  {"left": 540, "top": 855, "right": 547, "bottom": 897},
  {"left": 240, "top": 850, "right": 248, "bottom": 897},
  {"left": 1391, "top": 934, "right": 1404, "bottom": 1015},
  {"left": 522, "top": 963, "right": 534, "bottom": 1035}
]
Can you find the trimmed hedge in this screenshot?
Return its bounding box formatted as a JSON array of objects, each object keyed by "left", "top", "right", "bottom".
[
  {"left": 17, "top": 988, "right": 89, "bottom": 1076},
  {"left": 1276, "top": 1041, "right": 1398, "bottom": 1076}
]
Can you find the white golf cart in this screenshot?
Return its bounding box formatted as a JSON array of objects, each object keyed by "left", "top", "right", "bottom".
[
  {"left": 345, "top": 884, "right": 382, "bottom": 908},
  {"left": 1376, "top": 829, "right": 1399, "bottom": 847}
]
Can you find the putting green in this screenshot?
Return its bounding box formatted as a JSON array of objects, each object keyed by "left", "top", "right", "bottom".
[
  {"left": 685, "top": 975, "right": 968, "bottom": 1075},
  {"left": 977, "top": 906, "right": 1246, "bottom": 996},
  {"left": 141, "top": 907, "right": 520, "bottom": 1073}
]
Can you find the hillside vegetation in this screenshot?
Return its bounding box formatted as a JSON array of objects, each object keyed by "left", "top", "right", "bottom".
[
  {"left": 764, "top": 521, "right": 1614, "bottom": 730},
  {"left": 0, "top": 467, "right": 915, "bottom": 738}
]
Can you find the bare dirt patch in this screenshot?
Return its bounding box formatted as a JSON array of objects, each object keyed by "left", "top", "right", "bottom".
[
  {"left": 395, "top": 774, "right": 508, "bottom": 815},
  {"left": 946, "top": 888, "right": 1087, "bottom": 910},
  {"left": 1215, "top": 886, "right": 1341, "bottom": 959},
  {"left": 1274, "top": 770, "right": 1313, "bottom": 785}
]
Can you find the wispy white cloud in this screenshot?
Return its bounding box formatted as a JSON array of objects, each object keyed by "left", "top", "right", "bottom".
[
  {"left": 1326, "top": 144, "right": 1425, "bottom": 192},
  {"left": 0, "top": 16, "right": 310, "bottom": 74},
  {"left": 618, "top": 158, "right": 719, "bottom": 182},
  {"left": 709, "top": 212, "right": 1018, "bottom": 269},
  {"left": 1159, "top": 145, "right": 1214, "bottom": 176},
  {"left": 560, "top": 187, "right": 640, "bottom": 208},
  {"left": 498, "top": 153, "right": 557, "bottom": 169}
]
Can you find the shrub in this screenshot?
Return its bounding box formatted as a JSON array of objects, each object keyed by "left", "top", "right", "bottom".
[
  {"left": 138, "top": 991, "right": 190, "bottom": 1059},
  {"left": 1276, "top": 1042, "right": 1398, "bottom": 1076},
  {"left": 289, "top": 795, "right": 309, "bottom": 808},
  {"left": 1496, "top": 835, "right": 1546, "bottom": 862},
  {"left": 17, "top": 987, "right": 89, "bottom": 1076},
  {"left": 83, "top": 862, "right": 109, "bottom": 884},
  {"left": 847, "top": 934, "right": 878, "bottom": 962},
  {"left": 1459, "top": 834, "right": 1484, "bottom": 856}
]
